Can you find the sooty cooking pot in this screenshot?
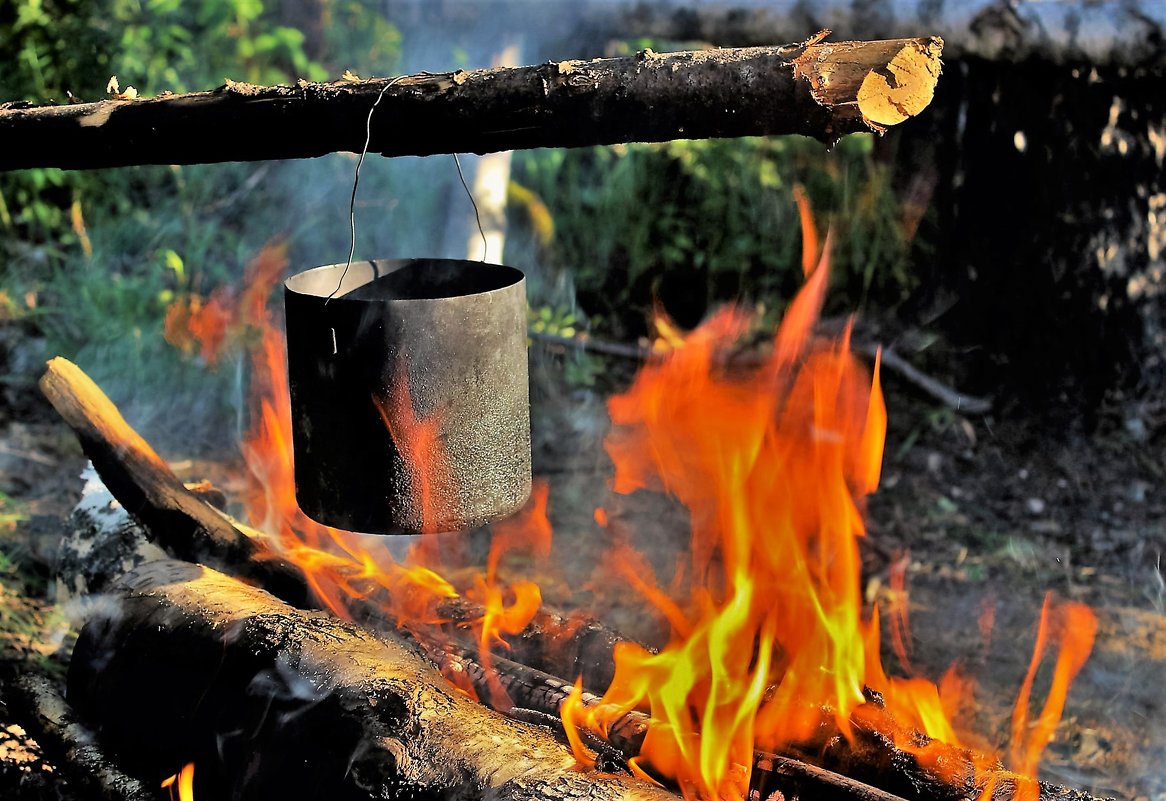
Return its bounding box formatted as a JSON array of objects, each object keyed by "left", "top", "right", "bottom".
[{"left": 284, "top": 258, "right": 531, "bottom": 535}]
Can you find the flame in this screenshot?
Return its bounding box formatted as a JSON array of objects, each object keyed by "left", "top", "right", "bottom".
[
  {"left": 1008, "top": 594, "right": 1097, "bottom": 776},
  {"left": 559, "top": 218, "right": 1093, "bottom": 796},
  {"left": 161, "top": 762, "right": 195, "bottom": 801},
  {"left": 164, "top": 240, "right": 289, "bottom": 366},
  {"left": 208, "top": 222, "right": 1097, "bottom": 801}
]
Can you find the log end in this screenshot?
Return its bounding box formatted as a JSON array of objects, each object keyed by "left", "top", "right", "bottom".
[
  {"left": 795, "top": 36, "right": 944, "bottom": 131},
  {"left": 39, "top": 356, "right": 169, "bottom": 472}
]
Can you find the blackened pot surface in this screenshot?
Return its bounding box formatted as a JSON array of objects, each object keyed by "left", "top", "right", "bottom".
[{"left": 284, "top": 258, "right": 531, "bottom": 535}]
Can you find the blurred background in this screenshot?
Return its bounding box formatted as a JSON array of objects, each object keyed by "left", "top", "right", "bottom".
[{"left": 0, "top": 1, "right": 1164, "bottom": 799}]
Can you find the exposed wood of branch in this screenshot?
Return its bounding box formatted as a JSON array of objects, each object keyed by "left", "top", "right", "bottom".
[
  {"left": 0, "top": 37, "right": 943, "bottom": 171},
  {"left": 67, "top": 560, "right": 675, "bottom": 801}
]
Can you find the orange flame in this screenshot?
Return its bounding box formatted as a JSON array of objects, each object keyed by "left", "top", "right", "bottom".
[
  {"left": 561, "top": 227, "right": 1092, "bottom": 796},
  {"left": 1008, "top": 594, "right": 1097, "bottom": 777},
  {"left": 161, "top": 762, "right": 195, "bottom": 801},
  {"left": 164, "top": 240, "right": 289, "bottom": 367},
  {"left": 211, "top": 220, "right": 1097, "bottom": 801}
]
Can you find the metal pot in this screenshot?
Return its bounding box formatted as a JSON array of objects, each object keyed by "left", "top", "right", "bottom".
[{"left": 284, "top": 258, "right": 531, "bottom": 535}]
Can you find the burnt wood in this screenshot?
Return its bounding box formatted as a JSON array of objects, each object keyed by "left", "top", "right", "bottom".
[
  {"left": 0, "top": 37, "right": 942, "bottom": 171},
  {"left": 41, "top": 356, "right": 631, "bottom": 692},
  {"left": 68, "top": 560, "right": 675, "bottom": 801}
]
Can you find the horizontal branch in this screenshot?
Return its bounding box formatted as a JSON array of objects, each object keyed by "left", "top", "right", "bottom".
[{"left": 0, "top": 37, "right": 942, "bottom": 171}]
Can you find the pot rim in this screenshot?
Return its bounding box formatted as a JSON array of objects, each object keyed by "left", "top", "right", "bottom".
[{"left": 285, "top": 257, "right": 524, "bottom": 304}]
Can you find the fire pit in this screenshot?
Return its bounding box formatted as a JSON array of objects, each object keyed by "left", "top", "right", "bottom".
[{"left": 32, "top": 227, "right": 1119, "bottom": 801}]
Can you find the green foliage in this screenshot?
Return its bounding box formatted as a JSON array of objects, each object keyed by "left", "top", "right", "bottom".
[
  {"left": 527, "top": 304, "right": 602, "bottom": 388},
  {"left": 0, "top": 0, "right": 401, "bottom": 371},
  {"left": 510, "top": 136, "right": 915, "bottom": 339}
]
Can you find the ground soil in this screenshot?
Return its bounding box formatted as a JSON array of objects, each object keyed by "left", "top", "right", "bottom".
[{"left": 0, "top": 342, "right": 1162, "bottom": 801}]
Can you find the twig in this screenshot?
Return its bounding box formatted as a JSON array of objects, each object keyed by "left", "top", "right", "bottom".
[
  {"left": 529, "top": 330, "right": 993, "bottom": 414},
  {"left": 854, "top": 344, "right": 993, "bottom": 414}
]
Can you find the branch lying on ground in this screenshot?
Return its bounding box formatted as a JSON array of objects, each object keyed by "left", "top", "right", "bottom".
[
  {"left": 529, "top": 329, "right": 994, "bottom": 414},
  {"left": 0, "top": 669, "right": 153, "bottom": 801},
  {"left": 0, "top": 36, "right": 942, "bottom": 171}
]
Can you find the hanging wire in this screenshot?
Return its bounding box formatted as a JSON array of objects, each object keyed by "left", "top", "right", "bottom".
[
  {"left": 327, "top": 75, "right": 406, "bottom": 304},
  {"left": 328, "top": 75, "right": 490, "bottom": 305},
  {"left": 452, "top": 152, "right": 488, "bottom": 262}
]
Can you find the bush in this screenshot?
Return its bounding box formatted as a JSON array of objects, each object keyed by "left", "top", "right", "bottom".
[{"left": 509, "top": 135, "right": 914, "bottom": 340}]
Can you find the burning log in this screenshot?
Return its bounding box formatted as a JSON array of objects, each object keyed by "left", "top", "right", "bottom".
[
  {"left": 421, "top": 632, "right": 1106, "bottom": 801},
  {"left": 41, "top": 356, "right": 631, "bottom": 691},
  {"left": 0, "top": 36, "right": 942, "bottom": 171},
  {"left": 67, "top": 559, "right": 674, "bottom": 801}
]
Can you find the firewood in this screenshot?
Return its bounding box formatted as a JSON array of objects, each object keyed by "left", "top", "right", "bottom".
[
  {"left": 419, "top": 632, "right": 1105, "bottom": 801},
  {"left": 42, "top": 356, "right": 633, "bottom": 691},
  {"left": 0, "top": 37, "right": 942, "bottom": 171},
  {"left": 67, "top": 560, "right": 675, "bottom": 801},
  {"left": 0, "top": 669, "right": 154, "bottom": 801},
  {"left": 39, "top": 357, "right": 311, "bottom": 607}
]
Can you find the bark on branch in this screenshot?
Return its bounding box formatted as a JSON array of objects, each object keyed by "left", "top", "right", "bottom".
[
  {"left": 0, "top": 37, "right": 942, "bottom": 172},
  {"left": 68, "top": 560, "right": 676, "bottom": 801}
]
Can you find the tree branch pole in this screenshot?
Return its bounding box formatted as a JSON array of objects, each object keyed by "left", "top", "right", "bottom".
[
  {"left": 0, "top": 36, "right": 942, "bottom": 171},
  {"left": 529, "top": 330, "right": 993, "bottom": 414}
]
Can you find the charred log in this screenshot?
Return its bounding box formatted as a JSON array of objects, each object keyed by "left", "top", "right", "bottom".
[
  {"left": 0, "top": 669, "right": 153, "bottom": 801},
  {"left": 68, "top": 560, "right": 675, "bottom": 801},
  {"left": 0, "top": 37, "right": 943, "bottom": 171},
  {"left": 42, "top": 356, "right": 635, "bottom": 691}
]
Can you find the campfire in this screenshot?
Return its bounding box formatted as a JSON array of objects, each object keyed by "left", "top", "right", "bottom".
[{"left": 34, "top": 211, "right": 1105, "bottom": 801}]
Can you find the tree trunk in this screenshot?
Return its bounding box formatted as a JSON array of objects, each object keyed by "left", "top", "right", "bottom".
[
  {"left": 0, "top": 38, "right": 942, "bottom": 171},
  {"left": 68, "top": 560, "right": 677, "bottom": 801}
]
